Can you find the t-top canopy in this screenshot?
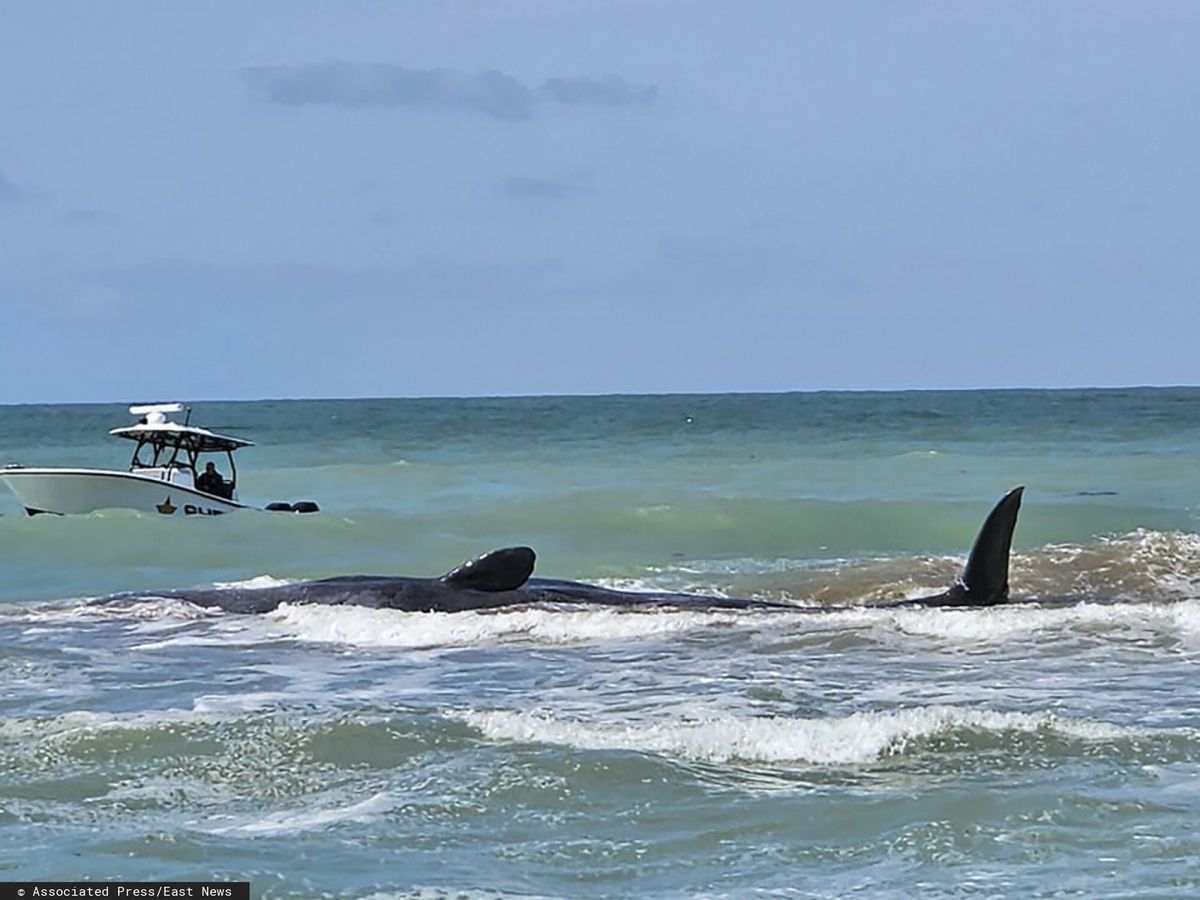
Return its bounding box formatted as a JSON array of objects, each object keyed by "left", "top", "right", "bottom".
[
  {"left": 110, "top": 422, "right": 253, "bottom": 453},
  {"left": 111, "top": 403, "right": 253, "bottom": 453},
  {"left": 111, "top": 413, "right": 253, "bottom": 453}
]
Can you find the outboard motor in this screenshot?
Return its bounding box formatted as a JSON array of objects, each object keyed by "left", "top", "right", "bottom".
[{"left": 264, "top": 500, "right": 321, "bottom": 513}]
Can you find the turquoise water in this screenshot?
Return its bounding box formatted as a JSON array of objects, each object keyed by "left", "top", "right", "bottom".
[{"left": 3, "top": 389, "right": 1200, "bottom": 896}]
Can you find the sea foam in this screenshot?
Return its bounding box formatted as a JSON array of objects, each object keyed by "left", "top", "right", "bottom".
[
  {"left": 265, "top": 603, "right": 751, "bottom": 649},
  {"left": 453, "top": 705, "right": 1157, "bottom": 766},
  {"left": 201, "top": 791, "right": 394, "bottom": 835}
]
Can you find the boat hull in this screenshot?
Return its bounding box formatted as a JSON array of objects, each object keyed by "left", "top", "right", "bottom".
[{"left": 0, "top": 468, "right": 247, "bottom": 516}]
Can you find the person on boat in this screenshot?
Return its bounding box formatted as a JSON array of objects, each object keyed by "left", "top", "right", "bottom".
[{"left": 196, "top": 462, "right": 227, "bottom": 497}]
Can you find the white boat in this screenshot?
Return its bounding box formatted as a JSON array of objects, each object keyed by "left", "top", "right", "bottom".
[{"left": 0, "top": 403, "right": 313, "bottom": 517}]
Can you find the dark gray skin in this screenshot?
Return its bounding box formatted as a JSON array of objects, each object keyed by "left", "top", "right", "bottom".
[{"left": 129, "top": 488, "right": 1024, "bottom": 616}]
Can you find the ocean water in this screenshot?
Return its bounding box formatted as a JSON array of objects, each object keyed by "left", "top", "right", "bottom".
[{"left": 2, "top": 388, "right": 1200, "bottom": 897}]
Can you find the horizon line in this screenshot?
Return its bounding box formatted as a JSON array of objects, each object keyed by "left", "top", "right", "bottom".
[{"left": 1, "top": 382, "right": 1198, "bottom": 408}]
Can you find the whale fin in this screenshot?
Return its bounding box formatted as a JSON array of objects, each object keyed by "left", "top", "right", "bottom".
[
  {"left": 893, "top": 487, "right": 1025, "bottom": 608},
  {"left": 441, "top": 546, "right": 536, "bottom": 592},
  {"left": 943, "top": 486, "right": 1024, "bottom": 606}
]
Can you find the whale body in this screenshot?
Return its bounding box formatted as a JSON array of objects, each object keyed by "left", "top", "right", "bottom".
[{"left": 126, "top": 487, "right": 1025, "bottom": 615}]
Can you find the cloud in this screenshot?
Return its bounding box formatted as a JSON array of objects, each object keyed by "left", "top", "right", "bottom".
[
  {"left": 501, "top": 173, "right": 589, "bottom": 200},
  {"left": 62, "top": 207, "right": 117, "bottom": 225},
  {"left": 0, "top": 168, "right": 110, "bottom": 222},
  {"left": 0, "top": 170, "right": 25, "bottom": 204},
  {"left": 241, "top": 62, "right": 534, "bottom": 120},
  {"left": 538, "top": 75, "right": 656, "bottom": 108},
  {"left": 240, "top": 63, "right": 656, "bottom": 121},
  {"left": 85, "top": 256, "right": 568, "bottom": 311}
]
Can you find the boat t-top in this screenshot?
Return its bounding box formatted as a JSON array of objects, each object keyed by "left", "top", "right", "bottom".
[{"left": 0, "top": 403, "right": 317, "bottom": 517}]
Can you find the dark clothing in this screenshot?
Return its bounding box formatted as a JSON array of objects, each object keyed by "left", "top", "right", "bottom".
[{"left": 196, "top": 470, "right": 226, "bottom": 496}]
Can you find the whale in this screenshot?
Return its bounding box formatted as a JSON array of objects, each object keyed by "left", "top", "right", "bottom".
[{"left": 124, "top": 487, "right": 1025, "bottom": 615}]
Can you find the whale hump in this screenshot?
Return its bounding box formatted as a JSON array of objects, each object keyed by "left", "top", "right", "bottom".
[
  {"left": 441, "top": 546, "right": 536, "bottom": 592},
  {"left": 950, "top": 486, "right": 1024, "bottom": 606}
]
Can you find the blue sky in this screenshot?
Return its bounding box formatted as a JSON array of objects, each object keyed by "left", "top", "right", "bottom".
[{"left": 1, "top": 1, "right": 1197, "bottom": 402}]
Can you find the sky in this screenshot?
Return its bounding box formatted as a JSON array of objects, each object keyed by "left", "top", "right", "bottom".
[{"left": 1, "top": 1, "right": 1198, "bottom": 402}]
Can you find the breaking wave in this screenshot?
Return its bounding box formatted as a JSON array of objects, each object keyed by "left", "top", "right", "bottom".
[
  {"left": 8, "top": 530, "right": 1200, "bottom": 655},
  {"left": 265, "top": 603, "right": 750, "bottom": 649},
  {"left": 608, "top": 529, "right": 1200, "bottom": 608},
  {"left": 453, "top": 706, "right": 1185, "bottom": 766}
]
